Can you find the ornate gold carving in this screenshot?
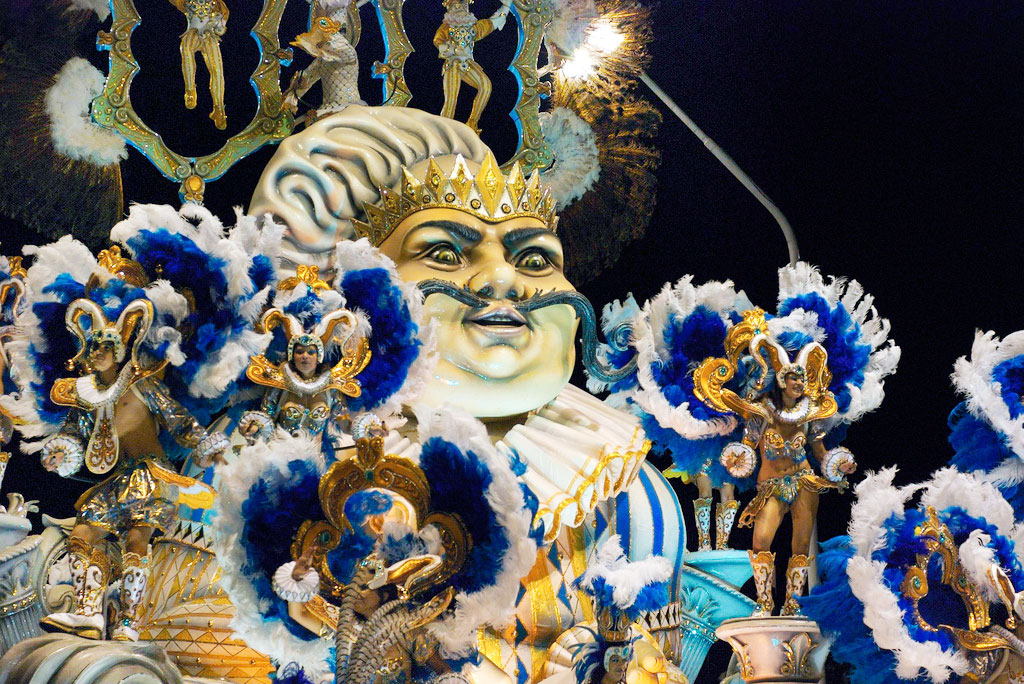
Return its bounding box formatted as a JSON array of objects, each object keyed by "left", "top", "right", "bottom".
[
  {"left": 6, "top": 257, "right": 26, "bottom": 279},
  {"left": 354, "top": 152, "right": 557, "bottom": 247},
  {"left": 97, "top": 245, "right": 149, "bottom": 288},
  {"left": 369, "top": 0, "right": 414, "bottom": 106},
  {"left": 779, "top": 632, "right": 819, "bottom": 678},
  {"left": 50, "top": 378, "right": 79, "bottom": 409},
  {"left": 92, "top": 0, "right": 293, "bottom": 203},
  {"left": 900, "top": 507, "right": 990, "bottom": 635},
  {"left": 503, "top": 0, "right": 555, "bottom": 174},
  {"left": 278, "top": 264, "right": 330, "bottom": 293}
]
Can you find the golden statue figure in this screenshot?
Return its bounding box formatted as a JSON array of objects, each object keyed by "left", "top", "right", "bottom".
[
  {"left": 434, "top": 0, "right": 512, "bottom": 134},
  {"left": 170, "top": 0, "right": 229, "bottom": 129}
]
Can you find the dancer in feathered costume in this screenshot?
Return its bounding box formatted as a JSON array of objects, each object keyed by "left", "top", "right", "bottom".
[
  {"left": 948, "top": 330, "right": 1024, "bottom": 518},
  {"left": 693, "top": 263, "right": 898, "bottom": 616},
  {"left": 0, "top": 204, "right": 281, "bottom": 642},
  {"left": 803, "top": 468, "right": 1024, "bottom": 684},
  {"left": 592, "top": 278, "right": 754, "bottom": 551},
  {"left": 213, "top": 409, "right": 537, "bottom": 683},
  {"left": 238, "top": 237, "right": 432, "bottom": 456}
]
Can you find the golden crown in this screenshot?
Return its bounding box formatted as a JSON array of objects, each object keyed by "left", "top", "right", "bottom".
[
  {"left": 596, "top": 605, "right": 633, "bottom": 643},
  {"left": 353, "top": 151, "right": 559, "bottom": 247}
]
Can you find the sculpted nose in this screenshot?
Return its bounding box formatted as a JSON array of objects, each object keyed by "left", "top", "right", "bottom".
[{"left": 467, "top": 254, "right": 521, "bottom": 301}]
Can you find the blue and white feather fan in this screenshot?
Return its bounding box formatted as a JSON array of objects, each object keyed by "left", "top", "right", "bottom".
[
  {"left": 949, "top": 330, "right": 1024, "bottom": 503},
  {"left": 776, "top": 262, "right": 900, "bottom": 429}
]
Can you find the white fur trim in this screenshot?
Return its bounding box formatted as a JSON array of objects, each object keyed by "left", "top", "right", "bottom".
[
  {"left": 45, "top": 59, "right": 125, "bottom": 166},
  {"left": 211, "top": 432, "right": 331, "bottom": 679},
  {"left": 540, "top": 108, "right": 600, "bottom": 210},
  {"left": 777, "top": 262, "right": 900, "bottom": 427},
  {"left": 952, "top": 330, "right": 1024, "bottom": 461},
  {"left": 958, "top": 531, "right": 1001, "bottom": 602},
  {"left": 414, "top": 407, "right": 537, "bottom": 659}
]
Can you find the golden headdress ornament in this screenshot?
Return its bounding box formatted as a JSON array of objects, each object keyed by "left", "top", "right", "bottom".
[
  {"left": 694, "top": 308, "right": 838, "bottom": 422},
  {"left": 65, "top": 298, "right": 154, "bottom": 369},
  {"left": 353, "top": 151, "right": 559, "bottom": 247}
]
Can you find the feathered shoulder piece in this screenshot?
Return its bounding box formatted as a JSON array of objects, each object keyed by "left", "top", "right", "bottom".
[
  {"left": 948, "top": 329, "right": 1024, "bottom": 516},
  {"left": 329, "top": 238, "right": 434, "bottom": 416},
  {"left": 802, "top": 467, "right": 1024, "bottom": 684},
  {"left": 775, "top": 262, "right": 900, "bottom": 429}
]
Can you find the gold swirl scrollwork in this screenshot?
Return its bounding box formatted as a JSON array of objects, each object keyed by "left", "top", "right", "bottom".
[
  {"left": 292, "top": 436, "right": 471, "bottom": 602},
  {"left": 369, "top": 0, "right": 414, "bottom": 106},
  {"left": 91, "top": 0, "right": 293, "bottom": 202},
  {"left": 899, "top": 507, "right": 990, "bottom": 638}
]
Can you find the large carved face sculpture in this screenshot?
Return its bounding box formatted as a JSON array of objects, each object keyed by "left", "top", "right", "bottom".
[{"left": 380, "top": 205, "right": 578, "bottom": 418}]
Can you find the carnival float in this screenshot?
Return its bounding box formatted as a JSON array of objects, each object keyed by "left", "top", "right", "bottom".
[{"left": 0, "top": 1, "right": 1018, "bottom": 683}]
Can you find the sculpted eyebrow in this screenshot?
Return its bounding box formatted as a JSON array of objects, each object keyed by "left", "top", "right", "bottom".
[
  {"left": 501, "top": 227, "right": 553, "bottom": 250},
  {"left": 414, "top": 220, "right": 483, "bottom": 244}
]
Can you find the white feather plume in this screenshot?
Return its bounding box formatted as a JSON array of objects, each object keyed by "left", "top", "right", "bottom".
[
  {"left": 211, "top": 432, "right": 332, "bottom": 679},
  {"left": 45, "top": 58, "right": 126, "bottom": 166},
  {"left": 958, "top": 531, "right": 1001, "bottom": 602},
  {"left": 546, "top": 0, "right": 599, "bottom": 55},
  {"left": 919, "top": 467, "right": 1016, "bottom": 537},
  {"left": 414, "top": 407, "right": 537, "bottom": 658},
  {"left": 575, "top": 535, "right": 671, "bottom": 609},
  {"left": 540, "top": 107, "right": 601, "bottom": 210},
  {"left": 952, "top": 330, "right": 1024, "bottom": 462},
  {"left": 68, "top": 0, "right": 110, "bottom": 20}
]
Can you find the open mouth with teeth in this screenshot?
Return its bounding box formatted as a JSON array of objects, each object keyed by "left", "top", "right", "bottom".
[{"left": 465, "top": 306, "right": 529, "bottom": 337}]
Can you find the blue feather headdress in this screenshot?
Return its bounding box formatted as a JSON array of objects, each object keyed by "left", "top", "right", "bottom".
[
  {"left": 570, "top": 536, "right": 671, "bottom": 683},
  {"left": 774, "top": 262, "right": 900, "bottom": 432},
  {"left": 949, "top": 330, "right": 1024, "bottom": 517},
  {"left": 802, "top": 467, "right": 1024, "bottom": 684}
]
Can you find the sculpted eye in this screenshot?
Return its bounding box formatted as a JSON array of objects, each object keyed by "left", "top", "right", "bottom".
[
  {"left": 515, "top": 249, "right": 552, "bottom": 272},
  {"left": 425, "top": 244, "right": 462, "bottom": 266}
]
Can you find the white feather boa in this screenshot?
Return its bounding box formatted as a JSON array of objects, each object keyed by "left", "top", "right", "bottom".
[
  {"left": 630, "top": 276, "right": 749, "bottom": 439},
  {"left": 842, "top": 467, "right": 1024, "bottom": 682},
  {"left": 414, "top": 407, "right": 537, "bottom": 659},
  {"left": 777, "top": 262, "right": 901, "bottom": 427},
  {"left": 210, "top": 432, "right": 332, "bottom": 680},
  {"left": 540, "top": 108, "right": 600, "bottom": 210},
  {"left": 952, "top": 330, "right": 1024, "bottom": 466},
  {"left": 45, "top": 58, "right": 125, "bottom": 166}
]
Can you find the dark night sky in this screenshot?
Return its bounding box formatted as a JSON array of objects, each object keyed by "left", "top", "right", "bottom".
[{"left": 2, "top": 1, "right": 1023, "bottom": 681}]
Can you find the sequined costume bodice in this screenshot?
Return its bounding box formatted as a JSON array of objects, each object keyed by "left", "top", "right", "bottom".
[
  {"left": 185, "top": 0, "right": 225, "bottom": 33},
  {"left": 277, "top": 399, "right": 331, "bottom": 436}
]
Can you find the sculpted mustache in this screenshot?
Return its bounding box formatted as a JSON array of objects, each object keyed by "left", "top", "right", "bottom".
[{"left": 417, "top": 279, "right": 637, "bottom": 384}]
